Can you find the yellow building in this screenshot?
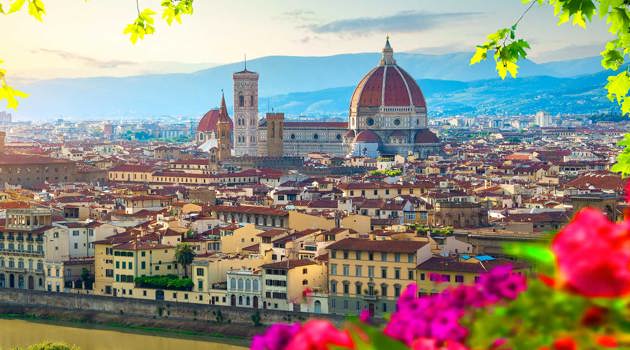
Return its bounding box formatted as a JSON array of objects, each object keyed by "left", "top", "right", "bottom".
[
  {"left": 260, "top": 259, "right": 327, "bottom": 311},
  {"left": 220, "top": 224, "right": 264, "bottom": 254},
  {"left": 326, "top": 237, "right": 431, "bottom": 317},
  {"left": 110, "top": 241, "right": 177, "bottom": 297}
]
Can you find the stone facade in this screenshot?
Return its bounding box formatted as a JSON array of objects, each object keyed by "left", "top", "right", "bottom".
[
  {"left": 0, "top": 208, "right": 52, "bottom": 290},
  {"left": 233, "top": 69, "right": 259, "bottom": 156},
  {"left": 265, "top": 113, "right": 284, "bottom": 157}
]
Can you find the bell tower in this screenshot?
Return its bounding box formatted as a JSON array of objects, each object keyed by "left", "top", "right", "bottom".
[
  {"left": 216, "top": 93, "right": 232, "bottom": 162},
  {"left": 233, "top": 57, "right": 259, "bottom": 157}
]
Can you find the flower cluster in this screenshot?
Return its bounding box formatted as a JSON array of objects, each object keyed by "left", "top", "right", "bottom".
[
  {"left": 551, "top": 208, "right": 630, "bottom": 297},
  {"left": 251, "top": 320, "right": 354, "bottom": 350},
  {"left": 384, "top": 265, "right": 526, "bottom": 348}
]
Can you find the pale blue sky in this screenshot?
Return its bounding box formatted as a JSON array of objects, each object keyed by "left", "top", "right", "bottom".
[{"left": 1, "top": 0, "right": 612, "bottom": 79}]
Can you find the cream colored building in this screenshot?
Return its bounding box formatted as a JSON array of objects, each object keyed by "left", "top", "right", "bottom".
[{"left": 326, "top": 237, "right": 430, "bottom": 317}]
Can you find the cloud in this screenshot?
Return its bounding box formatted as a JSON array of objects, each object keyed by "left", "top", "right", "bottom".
[
  {"left": 281, "top": 9, "right": 316, "bottom": 22},
  {"left": 33, "top": 49, "right": 134, "bottom": 69},
  {"left": 305, "top": 11, "right": 481, "bottom": 36}
]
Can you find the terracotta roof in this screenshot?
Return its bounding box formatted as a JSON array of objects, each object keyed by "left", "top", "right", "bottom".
[
  {"left": 327, "top": 238, "right": 427, "bottom": 253},
  {"left": 355, "top": 130, "right": 381, "bottom": 143},
  {"left": 417, "top": 256, "right": 528, "bottom": 273},
  {"left": 414, "top": 129, "right": 440, "bottom": 144},
  {"left": 261, "top": 259, "right": 317, "bottom": 270},
  {"left": 350, "top": 61, "right": 425, "bottom": 109},
  {"left": 211, "top": 205, "right": 288, "bottom": 217},
  {"left": 564, "top": 171, "right": 624, "bottom": 192},
  {"left": 283, "top": 122, "right": 348, "bottom": 129}
]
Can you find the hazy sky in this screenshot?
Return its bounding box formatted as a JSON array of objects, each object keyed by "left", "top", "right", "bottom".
[{"left": 1, "top": 0, "right": 613, "bottom": 79}]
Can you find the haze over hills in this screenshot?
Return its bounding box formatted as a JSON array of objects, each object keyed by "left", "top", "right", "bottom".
[{"left": 7, "top": 52, "right": 613, "bottom": 120}]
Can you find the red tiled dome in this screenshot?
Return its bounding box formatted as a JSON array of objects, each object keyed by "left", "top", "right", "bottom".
[
  {"left": 355, "top": 130, "right": 381, "bottom": 143},
  {"left": 197, "top": 99, "right": 234, "bottom": 132},
  {"left": 414, "top": 129, "right": 440, "bottom": 144},
  {"left": 350, "top": 40, "right": 426, "bottom": 110}
]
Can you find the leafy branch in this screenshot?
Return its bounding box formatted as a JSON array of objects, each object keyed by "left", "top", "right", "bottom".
[
  {"left": 471, "top": 0, "right": 630, "bottom": 177},
  {"left": 469, "top": 1, "right": 535, "bottom": 79},
  {"left": 124, "top": 0, "right": 194, "bottom": 43}
]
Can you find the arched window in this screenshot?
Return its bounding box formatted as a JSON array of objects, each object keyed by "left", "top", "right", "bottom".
[
  {"left": 238, "top": 295, "right": 243, "bottom": 305},
  {"left": 245, "top": 279, "right": 251, "bottom": 291},
  {"left": 230, "top": 278, "right": 236, "bottom": 290},
  {"left": 253, "top": 279, "right": 259, "bottom": 291},
  {"left": 238, "top": 278, "right": 244, "bottom": 290},
  {"left": 239, "top": 95, "right": 244, "bottom": 107}
]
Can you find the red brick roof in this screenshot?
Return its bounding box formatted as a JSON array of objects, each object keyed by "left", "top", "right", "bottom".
[{"left": 327, "top": 238, "right": 427, "bottom": 253}]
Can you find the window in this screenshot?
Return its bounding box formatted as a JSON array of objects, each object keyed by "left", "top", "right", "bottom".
[
  {"left": 302, "top": 279, "right": 308, "bottom": 285},
  {"left": 239, "top": 95, "right": 244, "bottom": 107},
  {"left": 394, "top": 253, "right": 401, "bottom": 262},
  {"left": 342, "top": 264, "right": 349, "bottom": 276},
  {"left": 343, "top": 251, "right": 349, "bottom": 259},
  {"left": 381, "top": 267, "right": 387, "bottom": 279},
  {"left": 355, "top": 251, "right": 361, "bottom": 260},
  {"left": 366, "top": 118, "right": 375, "bottom": 126},
  {"left": 343, "top": 282, "right": 349, "bottom": 295},
  {"left": 368, "top": 252, "right": 374, "bottom": 261},
  {"left": 368, "top": 266, "right": 374, "bottom": 278},
  {"left": 408, "top": 270, "right": 414, "bottom": 280},
  {"left": 331, "top": 250, "right": 336, "bottom": 259},
  {"left": 355, "top": 265, "right": 362, "bottom": 277},
  {"left": 408, "top": 254, "right": 414, "bottom": 263},
  {"left": 331, "top": 281, "right": 337, "bottom": 293},
  {"left": 394, "top": 284, "right": 401, "bottom": 297},
  {"left": 381, "top": 253, "right": 387, "bottom": 262},
  {"left": 355, "top": 283, "right": 361, "bottom": 295},
  {"left": 420, "top": 273, "right": 426, "bottom": 281},
  {"left": 330, "top": 264, "right": 337, "bottom": 275},
  {"left": 394, "top": 268, "right": 400, "bottom": 279},
  {"left": 196, "top": 268, "right": 204, "bottom": 276},
  {"left": 455, "top": 275, "right": 464, "bottom": 283},
  {"left": 381, "top": 284, "right": 388, "bottom": 297}
]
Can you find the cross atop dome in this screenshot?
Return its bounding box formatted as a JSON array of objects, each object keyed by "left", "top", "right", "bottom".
[{"left": 380, "top": 36, "right": 396, "bottom": 66}]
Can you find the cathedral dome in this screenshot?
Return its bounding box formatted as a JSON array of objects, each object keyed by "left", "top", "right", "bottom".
[
  {"left": 197, "top": 106, "right": 233, "bottom": 133},
  {"left": 350, "top": 38, "right": 426, "bottom": 110},
  {"left": 355, "top": 130, "right": 381, "bottom": 143},
  {"left": 414, "top": 129, "right": 440, "bottom": 144},
  {"left": 198, "top": 109, "right": 231, "bottom": 133}
]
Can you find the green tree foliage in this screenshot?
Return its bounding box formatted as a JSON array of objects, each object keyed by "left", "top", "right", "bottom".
[
  {"left": 472, "top": 0, "right": 630, "bottom": 177},
  {"left": 368, "top": 169, "right": 402, "bottom": 177},
  {"left": 175, "top": 243, "right": 195, "bottom": 277},
  {"left": 134, "top": 274, "right": 193, "bottom": 290},
  {"left": 13, "top": 342, "right": 79, "bottom": 350}
]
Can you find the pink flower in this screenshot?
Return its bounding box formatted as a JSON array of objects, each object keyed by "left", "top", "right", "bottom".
[
  {"left": 251, "top": 323, "right": 301, "bottom": 350},
  {"left": 358, "top": 309, "right": 371, "bottom": 324},
  {"left": 552, "top": 208, "right": 630, "bottom": 297},
  {"left": 284, "top": 320, "right": 354, "bottom": 350},
  {"left": 411, "top": 338, "right": 469, "bottom": 350}
]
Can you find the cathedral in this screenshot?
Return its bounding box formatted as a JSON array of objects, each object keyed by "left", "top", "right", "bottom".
[{"left": 196, "top": 38, "right": 440, "bottom": 160}]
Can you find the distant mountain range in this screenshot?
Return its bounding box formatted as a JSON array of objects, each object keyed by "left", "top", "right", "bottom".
[{"left": 8, "top": 52, "right": 616, "bottom": 120}]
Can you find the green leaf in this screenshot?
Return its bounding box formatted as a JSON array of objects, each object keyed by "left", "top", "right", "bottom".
[
  {"left": 27, "top": 0, "right": 45, "bottom": 21},
  {"left": 346, "top": 321, "right": 408, "bottom": 350},
  {"left": 0, "top": 83, "right": 29, "bottom": 109},
  {"left": 470, "top": 47, "right": 488, "bottom": 65},
  {"left": 503, "top": 242, "right": 555, "bottom": 266},
  {"left": 8, "top": 0, "right": 26, "bottom": 13}
]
